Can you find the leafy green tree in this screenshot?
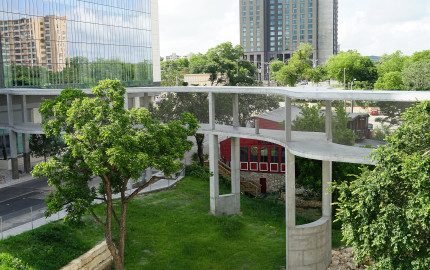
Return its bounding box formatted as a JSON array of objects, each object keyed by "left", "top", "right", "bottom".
[
  {"left": 401, "top": 60, "right": 430, "bottom": 90},
  {"left": 325, "top": 50, "right": 377, "bottom": 88},
  {"left": 270, "top": 59, "right": 285, "bottom": 81},
  {"left": 374, "top": 51, "right": 409, "bottom": 90},
  {"left": 32, "top": 80, "right": 198, "bottom": 270},
  {"left": 409, "top": 50, "right": 430, "bottom": 62},
  {"left": 161, "top": 66, "right": 184, "bottom": 86},
  {"left": 189, "top": 53, "right": 209, "bottom": 74},
  {"left": 335, "top": 101, "right": 430, "bottom": 269},
  {"left": 293, "top": 102, "right": 356, "bottom": 146},
  {"left": 275, "top": 43, "right": 313, "bottom": 86},
  {"left": 332, "top": 103, "right": 357, "bottom": 146},
  {"left": 29, "top": 134, "right": 66, "bottom": 162},
  {"left": 151, "top": 92, "right": 281, "bottom": 165},
  {"left": 293, "top": 103, "right": 325, "bottom": 132},
  {"left": 308, "top": 65, "right": 327, "bottom": 86}
]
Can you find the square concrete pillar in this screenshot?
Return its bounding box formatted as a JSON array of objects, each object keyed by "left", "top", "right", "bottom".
[
  {"left": 233, "top": 94, "right": 239, "bottom": 128},
  {"left": 9, "top": 130, "right": 19, "bottom": 179},
  {"left": 231, "top": 137, "right": 240, "bottom": 195},
  {"left": 322, "top": 160, "right": 332, "bottom": 217},
  {"left": 285, "top": 97, "right": 292, "bottom": 141},
  {"left": 286, "top": 150, "right": 295, "bottom": 227},
  {"left": 325, "top": 101, "right": 332, "bottom": 142},
  {"left": 22, "top": 96, "right": 31, "bottom": 173},
  {"left": 208, "top": 92, "right": 215, "bottom": 130},
  {"left": 139, "top": 93, "right": 151, "bottom": 109},
  {"left": 209, "top": 134, "right": 219, "bottom": 214}
]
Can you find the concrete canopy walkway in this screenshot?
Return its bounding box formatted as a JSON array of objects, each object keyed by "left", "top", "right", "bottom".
[{"left": 2, "top": 86, "right": 430, "bottom": 269}]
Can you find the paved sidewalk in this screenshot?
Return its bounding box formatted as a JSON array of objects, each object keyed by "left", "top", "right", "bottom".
[{"left": 1, "top": 174, "right": 184, "bottom": 240}]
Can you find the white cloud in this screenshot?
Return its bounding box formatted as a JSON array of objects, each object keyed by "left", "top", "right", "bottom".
[{"left": 159, "top": 0, "right": 430, "bottom": 58}]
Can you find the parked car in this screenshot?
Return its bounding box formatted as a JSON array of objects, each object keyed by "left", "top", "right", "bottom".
[{"left": 370, "top": 109, "right": 378, "bottom": 115}]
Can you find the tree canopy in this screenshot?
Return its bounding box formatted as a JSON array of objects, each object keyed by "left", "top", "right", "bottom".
[
  {"left": 325, "top": 50, "right": 377, "bottom": 88},
  {"left": 335, "top": 101, "right": 430, "bottom": 269},
  {"left": 274, "top": 43, "right": 313, "bottom": 86},
  {"left": 32, "top": 79, "right": 198, "bottom": 270}
]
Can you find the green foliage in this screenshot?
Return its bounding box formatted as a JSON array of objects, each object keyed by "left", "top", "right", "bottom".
[
  {"left": 332, "top": 103, "right": 357, "bottom": 146},
  {"left": 374, "top": 71, "right": 404, "bottom": 90},
  {"left": 185, "top": 162, "right": 212, "bottom": 181},
  {"left": 0, "top": 253, "right": 33, "bottom": 270},
  {"left": 335, "top": 101, "right": 430, "bottom": 269},
  {"left": 325, "top": 50, "right": 377, "bottom": 88},
  {"left": 270, "top": 59, "right": 285, "bottom": 80},
  {"left": 31, "top": 79, "right": 197, "bottom": 269},
  {"left": 308, "top": 65, "right": 327, "bottom": 85},
  {"left": 372, "top": 124, "right": 392, "bottom": 141},
  {"left": 293, "top": 103, "right": 325, "bottom": 132},
  {"left": 401, "top": 59, "right": 430, "bottom": 90},
  {"left": 275, "top": 43, "right": 313, "bottom": 86},
  {"left": 29, "top": 134, "right": 66, "bottom": 162}
]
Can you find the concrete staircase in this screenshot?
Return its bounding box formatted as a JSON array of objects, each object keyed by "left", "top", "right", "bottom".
[{"left": 206, "top": 159, "right": 261, "bottom": 197}]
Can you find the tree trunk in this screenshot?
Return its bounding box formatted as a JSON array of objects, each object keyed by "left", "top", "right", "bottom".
[
  {"left": 118, "top": 202, "right": 128, "bottom": 268},
  {"left": 195, "top": 133, "right": 205, "bottom": 166}
]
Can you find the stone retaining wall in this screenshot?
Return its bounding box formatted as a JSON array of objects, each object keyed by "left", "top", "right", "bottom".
[
  {"left": 241, "top": 171, "right": 284, "bottom": 193},
  {"left": 60, "top": 240, "right": 112, "bottom": 270}
]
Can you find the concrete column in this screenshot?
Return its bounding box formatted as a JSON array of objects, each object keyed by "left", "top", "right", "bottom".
[
  {"left": 140, "top": 93, "right": 150, "bottom": 109},
  {"left": 322, "top": 160, "right": 332, "bottom": 217},
  {"left": 285, "top": 97, "right": 292, "bottom": 141},
  {"left": 145, "top": 168, "right": 152, "bottom": 182},
  {"left": 325, "top": 100, "right": 332, "bottom": 142},
  {"left": 134, "top": 97, "right": 141, "bottom": 108},
  {"left": 286, "top": 150, "right": 295, "bottom": 227},
  {"left": 233, "top": 93, "right": 239, "bottom": 128},
  {"left": 208, "top": 92, "right": 215, "bottom": 130},
  {"left": 209, "top": 134, "right": 219, "bottom": 214},
  {"left": 7, "top": 94, "right": 19, "bottom": 179},
  {"left": 285, "top": 149, "right": 295, "bottom": 270},
  {"left": 124, "top": 93, "right": 129, "bottom": 110},
  {"left": 231, "top": 137, "right": 240, "bottom": 195},
  {"left": 22, "top": 95, "right": 30, "bottom": 173}
]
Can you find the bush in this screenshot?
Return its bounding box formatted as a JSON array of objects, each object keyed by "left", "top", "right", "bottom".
[
  {"left": 0, "top": 253, "right": 33, "bottom": 270},
  {"left": 185, "top": 162, "right": 212, "bottom": 181}
]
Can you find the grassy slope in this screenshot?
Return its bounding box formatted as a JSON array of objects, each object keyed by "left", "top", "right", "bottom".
[{"left": 0, "top": 176, "right": 342, "bottom": 269}]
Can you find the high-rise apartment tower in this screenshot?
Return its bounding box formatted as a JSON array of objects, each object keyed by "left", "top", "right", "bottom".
[{"left": 239, "top": 0, "right": 338, "bottom": 80}]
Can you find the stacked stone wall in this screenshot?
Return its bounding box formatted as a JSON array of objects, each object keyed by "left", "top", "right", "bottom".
[
  {"left": 241, "top": 171, "right": 284, "bottom": 193},
  {"left": 60, "top": 241, "right": 112, "bottom": 270}
]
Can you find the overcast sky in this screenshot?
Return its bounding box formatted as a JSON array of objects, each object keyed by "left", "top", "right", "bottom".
[{"left": 158, "top": 0, "right": 430, "bottom": 58}]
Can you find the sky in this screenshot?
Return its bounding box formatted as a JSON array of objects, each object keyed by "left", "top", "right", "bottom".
[{"left": 158, "top": 0, "right": 430, "bottom": 58}]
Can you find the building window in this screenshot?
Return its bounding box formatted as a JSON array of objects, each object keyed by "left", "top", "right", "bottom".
[{"left": 241, "top": 147, "right": 249, "bottom": 162}]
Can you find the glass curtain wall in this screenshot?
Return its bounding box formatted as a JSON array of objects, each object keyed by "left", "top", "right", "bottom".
[{"left": 0, "top": 0, "right": 153, "bottom": 88}]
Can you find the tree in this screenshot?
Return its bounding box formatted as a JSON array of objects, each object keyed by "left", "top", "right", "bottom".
[
  {"left": 29, "top": 134, "right": 65, "bottom": 162},
  {"left": 308, "top": 65, "right": 327, "bottom": 86},
  {"left": 401, "top": 60, "right": 430, "bottom": 90},
  {"left": 151, "top": 92, "right": 281, "bottom": 165},
  {"left": 270, "top": 59, "right": 285, "bottom": 81},
  {"left": 335, "top": 101, "right": 430, "bottom": 269},
  {"left": 150, "top": 92, "right": 208, "bottom": 166},
  {"left": 374, "top": 51, "right": 409, "bottom": 90},
  {"left": 32, "top": 80, "right": 198, "bottom": 270},
  {"left": 275, "top": 43, "right": 313, "bottom": 86},
  {"left": 325, "top": 50, "right": 377, "bottom": 88},
  {"left": 332, "top": 103, "right": 357, "bottom": 146},
  {"left": 189, "top": 53, "right": 209, "bottom": 74}
]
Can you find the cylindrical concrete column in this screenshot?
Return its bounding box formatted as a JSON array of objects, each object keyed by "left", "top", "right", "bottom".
[
  {"left": 285, "top": 97, "right": 292, "bottom": 141},
  {"left": 209, "top": 134, "right": 219, "bottom": 214}
]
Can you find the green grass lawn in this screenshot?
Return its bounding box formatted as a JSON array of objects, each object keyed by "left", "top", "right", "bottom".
[{"left": 0, "top": 176, "right": 343, "bottom": 270}]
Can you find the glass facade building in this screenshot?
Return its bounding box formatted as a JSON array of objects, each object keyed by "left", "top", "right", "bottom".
[{"left": 0, "top": 0, "right": 156, "bottom": 88}]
